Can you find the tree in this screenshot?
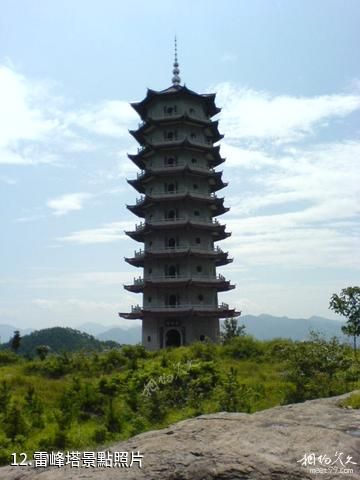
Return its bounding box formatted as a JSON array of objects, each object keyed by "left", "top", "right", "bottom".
[
  {"left": 36, "top": 345, "right": 50, "bottom": 361},
  {"left": 98, "top": 376, "right": 122, "bottom": 432},
  {"left": 220, "top": 318, "right": 245, "bottom": 343},
  {"left": 10, "top": 331, "right": 21, "bottom": 354},
  {"left": 329, "top": 286, "right": 360, "bottom": 359}
]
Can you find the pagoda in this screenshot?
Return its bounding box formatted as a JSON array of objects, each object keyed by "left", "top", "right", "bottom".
[{"left": 119, "top": 42, "right": 239, "bottom": 349}]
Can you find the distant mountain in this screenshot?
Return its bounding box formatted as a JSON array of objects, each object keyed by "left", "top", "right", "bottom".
[
  {"left": 0, "top": 324, "right": 33, "bottom": 344},
  {"left": 0, "top": 315, "right": 346, "bottom": 350},
  {"left": 92, "top": 315, "right": 345, "bottom": 344},
  {"left": 76, "top": 322, "right": 110, "bottom": 337},
  {"left": 97, "top": 326, "right": 141, "bottom": 344},
  {"left": 239, "top": 314, "right": 346, "bottom": 341},
  {"left": 0, "top": 327, "right": 120, "bottom": 356}
]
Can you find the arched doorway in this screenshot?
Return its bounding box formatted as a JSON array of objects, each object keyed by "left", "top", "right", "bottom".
[{"left": 165, "top": 329, "right": 181, "bottom": 347}]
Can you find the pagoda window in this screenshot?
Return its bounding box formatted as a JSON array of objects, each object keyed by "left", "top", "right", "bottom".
[
  {"left": 164, "top": 130, "right": 178, "bottom": 141},
  {"left": 199, "top": 334, "right": 205, "bottom": 342},
  {"left": 166, "top": 209, "right": 178, "bottom": 220},
  {"left": 194, "top": 210, "right": 200, "bottom": 216},
  {"left": 148, "top": 297, "right": 152, "bottom": 303},
  {"left": 193, "top": 183, "right": 199, "bottom": 190},
  {"left": 147, "top": 336, "right": 151, "bottom": 342},
  {"left": 191, "top": 157, "right": 197, "bottom": 164},
  {"left": 167, "top": 294, "right": 179, "bottom": 307},
  {"left": 198, "top": 294, "right": 204, "bottom": 302},
  {"left": 165, "top": 156, "right": 177, "bottom": 166},
  {"left": 189, "top": 107, "right": 195, "bottom": 115},
  {"left": 164, "top": 105, "right": 177, "bottom": 115},
  {"left": 148, "top": 267, "right": 152, "bottom": 274},
  {"left": 196, "top": 265, "right": 203, "bottom": 273},
  {"left": 166, "top": 265, "right": 179, "bottom": 277},
  {"left": 166, "top": 182, "right": 177, "bottom": 193},
  {"left": 190, "top": 132, "right": 196, "bottom": 140},
  {"left": 167, "top": 238, "right": 176, "bottom": 248},
  {"left": 195, "top": 237, "right": 201, "bottom": 244}
]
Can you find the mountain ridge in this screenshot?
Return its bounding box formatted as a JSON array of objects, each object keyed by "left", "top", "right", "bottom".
[{"left": 0, "top": 314, "right": 345, "bottom": 345}]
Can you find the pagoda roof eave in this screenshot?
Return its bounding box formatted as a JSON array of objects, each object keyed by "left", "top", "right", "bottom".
[
  {"left": 128, "top": 153, "right": 145, "bottom": 170},
  {"left": 128, "top": 165, "right": 225, "bottom": 185},
  {"left": 119, "top": 307, "right": 240, "bottom": 320},
  {"left": 127, "top": 179, "right": 146, "bottom": 194},
  {"left": 127, "top": 195, "right": 227, "bottom": 217},
  {"left": 132, "top": 118, "right": 223, "bottom": 144},
  {"left": 128, "top": 144, "right": 223, "bottom": 167},
  {"left": 131, "top": 85, "right": 221, "bottom": 120}
]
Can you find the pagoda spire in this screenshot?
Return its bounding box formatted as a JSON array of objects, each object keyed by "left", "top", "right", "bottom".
[{"left": 172, "top": 36, "right": 181, "bottom": 86}]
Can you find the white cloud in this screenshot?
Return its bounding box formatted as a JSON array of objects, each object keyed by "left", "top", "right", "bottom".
[
  {"left": 32, "top": 299, "right": 58, "bottom": 309},
  {"left": 14, "top": 214, "right": 45, "bottom": 223},
  {"left": 0, "top": 175, "right": 17, "bottom": 185},
  {"left": 30, "top": 271, "right": 131, "bottom": 289},
  {"left": 223, "top": 140, "right": 360, "bottom": 269},
  {"left": 59, "top": 221, "right": 131, "bottom": 244},
  {"left": 0, "top": 64, "right": 136, "bottom": 167},
  {"left": 221, "top": 52, "right": 238, "bottom": 63},
  {"left": 67, "top": 100, "right": 137, "bottom": 137},
  {"left": 215, "top": 82, "right": 360, "bottom": 143},
  {"left": 0, "top": 65, "right": 58, "bottom": 148},
  {"left": 47, "top": 192, "right": 93, "bottom": 216}
]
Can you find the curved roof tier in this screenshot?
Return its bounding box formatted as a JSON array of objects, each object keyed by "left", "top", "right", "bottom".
[
  {"left": 131, "top": 85, "right": 221, "bottom": 120},
  {"left": 125, "top": 247, "right": 233, "bottom": 268},
  {"left": 127, "top": 167, "right": 227, "bottom": 194},
  {"left": 124, "top": 276, "right": 235, "bottom": 293},
  {"left": 127, "top": 193, "right": 229, "bottom": 218},
  {"left": 130, "top": 117, "right": 223, "bottom": 144},
  {"left": 128, "top": 143, "right": 225, "bottom": 169},
  {"left": 125, "top": 219, "right": 231, "bottom": 242},
  {"left": 119, "top": 305, "right": 240, "bottom": 320}
]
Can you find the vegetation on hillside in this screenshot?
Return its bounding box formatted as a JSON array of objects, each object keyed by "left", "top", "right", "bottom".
[
  {"left": 0, "top": 332, "right": 358, "bottom": 466},
  {"left": 1, "top": 327, "right": 120, "bottom": 357}
]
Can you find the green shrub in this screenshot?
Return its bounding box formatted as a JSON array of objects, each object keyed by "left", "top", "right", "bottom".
[
  {"left": 0, "top": 351, "right": 19, "bottom": 365},
  {"left": 339, "top": 392, "right": 360, "bottom": 409},
  {"left": 223, "top": 335, "right": 263, "bottom": 359},
  {"left": 93, "top": 425, "right": 107, "bottom": 443}
]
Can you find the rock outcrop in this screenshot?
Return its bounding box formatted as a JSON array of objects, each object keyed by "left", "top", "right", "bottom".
[{"left": 1, "top": 392, "right": 359, "bottom": 479}]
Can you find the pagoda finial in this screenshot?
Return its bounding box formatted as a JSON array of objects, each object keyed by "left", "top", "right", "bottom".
[{"left": 172, "top": 36, "right": 181, "bottom": 86}]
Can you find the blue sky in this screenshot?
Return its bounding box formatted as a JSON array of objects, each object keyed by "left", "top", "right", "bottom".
[{"left": 0, "top": 0, "right": 359, "bottom": 330}]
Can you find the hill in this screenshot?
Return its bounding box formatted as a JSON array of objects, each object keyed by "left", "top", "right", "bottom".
[
  {"left": 77, "top": 314, "right": 345, "bottom": 345},
  {"left": 97, "top": 326, "right": 142, "bottom": 344},
  {"left": 0, "top": 314, "right": 346, "bottom": 349},
  {"left": 240, "top": 314, "right": 345, "bottom": 340},
  {"left": 0, "top": 327, "right": 120, "bottom": 356},
  {"left": 0, "top": 324, "right": 33, "bottom": 344}
]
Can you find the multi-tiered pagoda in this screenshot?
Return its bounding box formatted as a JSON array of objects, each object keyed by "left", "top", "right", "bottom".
[{"left": 120, "top": 45, "right": 239, "bottom": 350}]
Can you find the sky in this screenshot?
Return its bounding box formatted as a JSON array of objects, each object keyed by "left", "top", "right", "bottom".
[{"left": 0, "top": 0, "right": 359, "bottom": 330}]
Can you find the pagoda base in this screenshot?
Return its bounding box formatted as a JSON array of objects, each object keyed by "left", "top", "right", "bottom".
[{"left": 142, "top": 316, "right": 219, "bottom": 351}]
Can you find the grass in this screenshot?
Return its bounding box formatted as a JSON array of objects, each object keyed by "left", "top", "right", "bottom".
[{"left": 338, "top": 391, "right": 360, "bottom": 409}]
